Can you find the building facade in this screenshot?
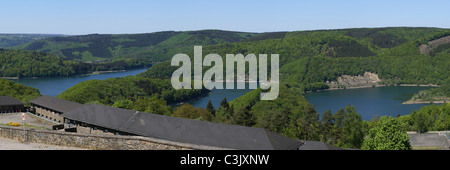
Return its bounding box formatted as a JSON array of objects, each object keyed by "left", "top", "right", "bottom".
[
  {"left": 0, "top": 96, "right": 25, "bottom": 113},
  {"left": 29, "top": 95, "right": 82, "bottom": 123}
]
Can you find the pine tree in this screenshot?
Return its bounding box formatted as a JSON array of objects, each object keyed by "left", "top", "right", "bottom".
[
  {"left": 206, "top": 99, "right": 215, "bottom": 116},
  {"left": 232, "top": 104, "right": 255, "bottom": 127}
]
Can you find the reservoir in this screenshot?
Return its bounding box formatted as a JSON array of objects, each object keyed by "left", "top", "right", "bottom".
[
  {"left": 305, "top": 86, "right": 440, "bottom": 121},
  {"left": 189, "top": 83, "right": 254, "bottom": 109},
  {"left": 11, "top": 68, "right": 148, "bottom": 97},
  {"left": 10, "top": 70, "right": 440, "bottom": 121},
  {"left": 190, "top": 85, "right": 438, "bottom": 121}
]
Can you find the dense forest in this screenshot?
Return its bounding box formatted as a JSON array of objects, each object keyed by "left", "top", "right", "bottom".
[
  {"left": 16, "top": 30, "right": 268, "bottom": 63},
  {"left": 0, "top": 79, "right": 41, "bottom": 105},
  {"left": 57, "top": 76, "right": 209, "bottom": 114},
  {"left": 0, "top": 48, "right": 150, "bottom": 77},
  {"left": 0, "top": 34, "right": 62, "bottom": 48}
]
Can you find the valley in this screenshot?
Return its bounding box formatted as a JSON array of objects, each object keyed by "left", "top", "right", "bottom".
[{"left": 1, "top": 27, "right": 449, "bottom": 150}]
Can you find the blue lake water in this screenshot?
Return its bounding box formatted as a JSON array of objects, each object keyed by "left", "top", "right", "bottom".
[
  {"left": 305, "top": 86, "right": 440, "bottom": 121},
  {"left": 188, "top": 83, "right": 255, "bottom": 109},
  {"left": 11, "top": 68, "right": 148, "bottom": 97},
  {"left": 10, "top": 69, "right": 440, "bottom": 121}
]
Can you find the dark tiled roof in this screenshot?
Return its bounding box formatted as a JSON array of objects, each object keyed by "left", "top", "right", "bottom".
[
  {"left": 63, "top": 103, "right": 304, "bottom": 150},
  {"left": 29, "top": 95, "right": 83, "bottom": 113},
  {"left": 0, "top": 96, "right": 24, "bottom": 106}
]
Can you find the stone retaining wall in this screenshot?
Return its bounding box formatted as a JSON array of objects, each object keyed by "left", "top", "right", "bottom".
[{"left": 0, "top": 125, "right": 226, "bottom": 150}]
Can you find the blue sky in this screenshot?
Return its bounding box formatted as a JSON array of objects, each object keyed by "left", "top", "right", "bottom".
[{"left": 1, "top": 0, "right": 449, "bottom": 35}]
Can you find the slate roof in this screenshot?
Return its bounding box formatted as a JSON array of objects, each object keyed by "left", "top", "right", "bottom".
[
  {"left": 0, "top": 96, "right": 25, "bottom": 106},
  {"left": 29, "top": 95, "right": 83, "bottom": 113},
  {"left": 63, "top": 103, "right": 303, "bottom": 150}
]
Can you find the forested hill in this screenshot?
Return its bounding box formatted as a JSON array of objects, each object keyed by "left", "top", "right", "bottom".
[
  {"left": 0, "top": 34, "right": 63, "bottom": 48},
  {"left": 0, "top": 30, "right": 285, "bottom": 78},
  {"left": 0, "top": 48, "right": 149, "bottom": 77},
  {"left": 17, "top": 30, "right": 285, "bottom": 63},
  {"left": 0, "top": 79, "right": 41, "bottom": 105},
  {"left": 140, "top": 27, "right": 450, "bottom": 88}
]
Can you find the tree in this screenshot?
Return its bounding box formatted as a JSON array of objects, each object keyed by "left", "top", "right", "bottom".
[
  {"left": 333, "top": 108, "right": 346, "bottom": 143},
  {"left": 340, "top": 105, "right": 364, "bottom": 149},
  {"left": 196, "top": 107, "right": 214, "bottom": 121},
  {"left": 320, "top": 109, "right": 335, "bottom": 142},
  {"left": 173, "top": 103, "right": 201, "bottom": 119},
  {"left": 206, "top": 99, "right": 216, "bottom": 116},
  {"left": 220, "top": 97, "right": 229, "bottom": 109},
  {"left": 232, "top": 104, "right": 256, "bottom": 127},
  {"left": 173, "top": 103, "right": 213, "bottom": 121},
  {"left": 131, "top": 97, "right": 172, "bottom": 115},
  {"left": 297, "top": 104, "right": 320, "bottom": 141},
  {"left": 362, "top": 117, "right": 412, "bottom": 150},
  {"left": 112, "top": 99, "right": 134, "bottom": 109},
  {"left": 413, "top": 110, "right": 429, "bottom": 133}
]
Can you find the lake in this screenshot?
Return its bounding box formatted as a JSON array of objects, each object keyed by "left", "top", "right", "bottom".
[
  {"left": 11, "top": 68, "right": 149, "bottom": 97},
  {"left": 189, "top": 85, "right": 438, "bottom": 121},
  {"left": 305, "top": 86, "right": 440, "bottom": 121},
  {"left": 11, "top": 70, "right": 440, "bottom": 121},
  {"left": 189, "top": 82, "right": 256, "bottom": 109}
]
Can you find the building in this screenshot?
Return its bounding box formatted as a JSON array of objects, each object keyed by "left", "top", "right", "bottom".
[
  {"left": 0, "top": 96, "right": 25, "bottom": 113},
  {"left": 29, "top": 95, "right": 83, "bottom": 123},
  {"left": 63, "top": 103, "right": 305, "bottom": 150}
]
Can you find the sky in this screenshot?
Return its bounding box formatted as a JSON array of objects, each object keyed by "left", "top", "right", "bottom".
[{"left": 1, "top": 0, "right": 449, "bottom": 35}]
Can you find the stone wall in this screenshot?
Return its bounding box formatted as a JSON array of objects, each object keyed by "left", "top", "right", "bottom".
[
  {"left": 0, "top": 125, "right": 226, "bottom": 150},
  {"left": 33, "top": 105, "right": 64, "bottom": 123}
]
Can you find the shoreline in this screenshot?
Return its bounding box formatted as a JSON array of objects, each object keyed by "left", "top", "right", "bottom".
[
  {"left": 308, "top": 83, "right": 445, "bottom": 105},
  {"left": 0, "top": 68, "right": 143, "bottom": 80},
  {"left": 398, "top": 84, "right": 439, "bottom": 87},
  {"left": 402, "top": 100, "right": 448, "bottom": 104},
  {"left": 87, "top": 70, "right": 127, "bottom": 75},
  {"left": 316, "top": 84, "right": 386, "bottom": 92},
  {"left": 402, "top": 96, "right": 449, "bottom": 104},
  {"left": 315, "top": 83, "right": 440, "bottom": 92}
]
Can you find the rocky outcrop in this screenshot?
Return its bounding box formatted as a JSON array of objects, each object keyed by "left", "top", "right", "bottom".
[{"left": 326, "top": 72, "right": 381, "bottom": 89}]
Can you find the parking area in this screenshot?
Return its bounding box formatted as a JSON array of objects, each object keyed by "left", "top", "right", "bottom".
[
  {"left": 0, "top": 112, "right": 55, "bottom": 130},
  {"left": 0, "top": 113, "right": 87, "bottom": 150}
]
